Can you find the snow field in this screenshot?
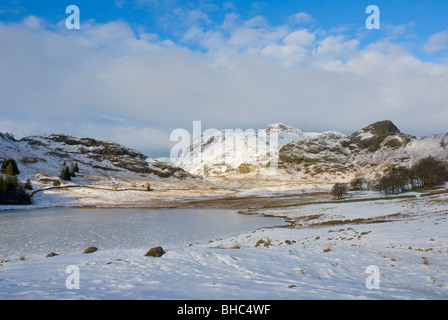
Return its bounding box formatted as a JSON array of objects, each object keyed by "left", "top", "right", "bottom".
[{"left": 1, "top": 192, "right": 447, "bottom": 300}]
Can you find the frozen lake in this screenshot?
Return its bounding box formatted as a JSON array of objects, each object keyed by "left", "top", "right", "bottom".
[{"left": 0, "top": 208, "right": 286, "bottom": 259}]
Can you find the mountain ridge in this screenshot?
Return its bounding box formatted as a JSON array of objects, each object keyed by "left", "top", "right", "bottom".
[
  {"left": 0, "top": 132, "right": 194, "bottom": 187},
  {"left": 173, "top": 120, "right": 448, "bottom": 182},
  {"left": 2, "top": 120, "right": 447, "bottom": 188}
]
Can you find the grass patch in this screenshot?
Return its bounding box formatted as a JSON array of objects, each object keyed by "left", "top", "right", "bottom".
[
  {"left": 255, "top": 238, "right": 272, "bottom": 247},
  {"left": 307, "top": 213, "right": 404, "bottom": 228},
  {"left": 419, "top": 189, "right": 448, "bottom": 197},
  {"left": 262, "top": 194, "right": 417, "bottom": 209}
]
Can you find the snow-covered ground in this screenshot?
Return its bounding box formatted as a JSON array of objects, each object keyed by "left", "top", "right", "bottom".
[{"left": 1, "top": 188, "right": 447, "bottom": 300}]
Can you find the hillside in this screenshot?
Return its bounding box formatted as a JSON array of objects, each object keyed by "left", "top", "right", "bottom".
[
  {"left": 173, "top": 120, "right": 448, "bottom": 183},
  {"left": 0, "top": 132, "right": 194, "bottom": 194}
]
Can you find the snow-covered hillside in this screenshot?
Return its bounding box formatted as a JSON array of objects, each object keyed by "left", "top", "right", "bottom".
[
  {"left": 0, "top": 132, "right": 194, "bottom": 186},
  {"left": 173, "top": 121, "right": 448, "bottom": 182},
  {"left": 1, "top": 190, "right": 447, "bottom": 300}
]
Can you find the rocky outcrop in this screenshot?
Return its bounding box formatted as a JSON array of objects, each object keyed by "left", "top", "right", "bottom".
[
  {"left": 345, "top": 120, "right": 411, "bottom": 152},
  {"left": 277, "top": 120, "right": 443, "bottom": 181}
]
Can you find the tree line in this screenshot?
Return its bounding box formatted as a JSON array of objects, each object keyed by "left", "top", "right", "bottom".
[
  {"left": 377, "top": 156, "right": 448, "bottom": 194},
  {"left": 331, "top": 156, "right": 448, "bottom": 199},
  {"left": 0, "top": 158, "right": 32, "bottom": 205}
]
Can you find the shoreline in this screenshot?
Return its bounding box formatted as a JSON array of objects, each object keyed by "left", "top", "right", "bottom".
[{"left": 0, "top": 186, "right": 431, "bottom": 212}]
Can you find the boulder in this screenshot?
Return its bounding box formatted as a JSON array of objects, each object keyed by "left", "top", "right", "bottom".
[
  {"left": 84, "top": 246, "right": 98, "bottom": 254},
  {"left": 46, "top": 252, "right": 59, "bottom": 257},
  {"left": 145, "top": 246, "right": 165, "bottom": 257}
]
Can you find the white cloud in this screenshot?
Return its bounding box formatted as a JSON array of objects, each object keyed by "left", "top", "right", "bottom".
[
  {"left": 382, "top": 22, "right": 415, "bottom": 40},
  {"left": 1, "top": 15, "right": 448, "bottom": 157},
  {"left": 22, "top": 15, "right": 41, "bottom": 29},
  {"left": 424, "top": 29, "right": 448, "bottom": 53},
  {"left": 261, "top": 44, "right": 309, "bottom": 65},
  {"left": 243, "top": 15, "right": 268, "bottom": 28},
  {"left": 290, "top": 12, "right": 313, "bottom": 24},
  {"left": 314, "top": 35, "right": 359, "bottom": 57},
  {"left": 283, "top": 29, "right": 315, "bottom": 47}
]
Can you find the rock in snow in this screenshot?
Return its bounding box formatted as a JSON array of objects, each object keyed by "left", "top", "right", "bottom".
[{"left": 144, "top": 247, "right": 166, "bottom": 257}]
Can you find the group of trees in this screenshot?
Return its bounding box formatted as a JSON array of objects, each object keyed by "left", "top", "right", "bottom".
[
  {"left": 60, "top": 162, "right": 79, "bottom": 181},
  {"left": 377, "top": 156, "right": 448, "bottom": 194},
  {"left": 331, "top": 156, "right": 448, "bottom": 199},
  {"left": 0, "top": 158, "right": 32, "bottom": 205}
]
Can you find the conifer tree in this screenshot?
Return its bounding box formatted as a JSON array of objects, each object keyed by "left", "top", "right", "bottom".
[
  {"left": 24, "top": 179, "right": 33, "bottom": 190},
  {"left": 60, "top": 166, "right": 71, "bottom": 181},
  {"left": 0, "top": 175, "right": 6, "bottom": 203},
  {"left": 1, "top": 158, "right": 20, "bottom": 175},
  {"left": 70, "top": 165, "right": 76, "bottom": 178},
  {"left": 5, "top": 162, "right": 14, "bottom": 175}
]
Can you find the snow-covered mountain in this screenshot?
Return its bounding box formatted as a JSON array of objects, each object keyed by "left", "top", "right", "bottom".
[
  {"left": 173, "top": 120, "right": 448, "bottom": 182},
  {"left": 2, "top": 120, "right": 447, "bottom": 187},
  {"left": 172, "top": 122, "right": 333, "bottom": 176},
  {"left": 279, "top": 120, "right": 448, "bottom": 182},
  {"left": 0, "top": 132, "right": 194, "bottom": 185}
]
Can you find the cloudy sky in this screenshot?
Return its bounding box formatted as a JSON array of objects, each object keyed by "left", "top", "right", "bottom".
[{"left": 1, "top": 0, "right": 447, "bottom": 157}]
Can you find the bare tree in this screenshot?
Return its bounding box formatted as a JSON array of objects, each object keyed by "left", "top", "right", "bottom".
[
  {"left": 376, "top": 156, "right": 448, "bottom": 194},
  {"left": 350, "top": 177, "right": 365, "bottom": 191},
  {"left": 331, "top": 183, "right": 348, "bottom": 199},
  {"left": 412, "top": 156, "right": 448, "bottom": 188}
]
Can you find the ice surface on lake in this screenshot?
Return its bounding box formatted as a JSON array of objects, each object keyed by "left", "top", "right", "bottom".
[{"left": 0, "top": 208, "right": 285, "bottom": 259}]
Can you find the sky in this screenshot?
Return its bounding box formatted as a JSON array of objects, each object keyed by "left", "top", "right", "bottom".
[{"left": 0, "top": 0, "right": 447, "bottom": 157}]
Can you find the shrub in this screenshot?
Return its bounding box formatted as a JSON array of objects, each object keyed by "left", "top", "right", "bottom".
[{"left": 24, "top": 179, "right": 33, "bottom": 190}]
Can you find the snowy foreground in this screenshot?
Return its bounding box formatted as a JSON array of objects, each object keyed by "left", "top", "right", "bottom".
[{"left": 0, "top": 189, "right": 447, "bottom": 300}]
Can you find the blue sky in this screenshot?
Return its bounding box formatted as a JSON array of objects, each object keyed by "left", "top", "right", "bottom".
[
  {"left": 0, "top": 1, "right": 447, "bottom": 157},
  {"left": 1, "top": 0, "right": 447, "bottom": 55}
]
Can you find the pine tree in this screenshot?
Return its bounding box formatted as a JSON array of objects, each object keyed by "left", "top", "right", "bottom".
[
  {"left": 1, "top": 158, "right": 20, "bottom": 175},
  {"left": 0, "top": 169, "right": 31, "bottom": 205},
  {"left": 10, "top": 159, "right": 20, "bottom": 175},
  {"left": 0, "top": 175, "right": 6, "bottom": 203},
  {"left": 5, "top": 175, "right": 18, "bottom": 202},
  {"left": 5, "top": 162, "right": 14, "bottom": 175},
  {"left": 60, "top": 166, "right": 71, "bottom": 181},
  {"left": 70, "top": 166, "right": 76, "bottom": 178}
]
